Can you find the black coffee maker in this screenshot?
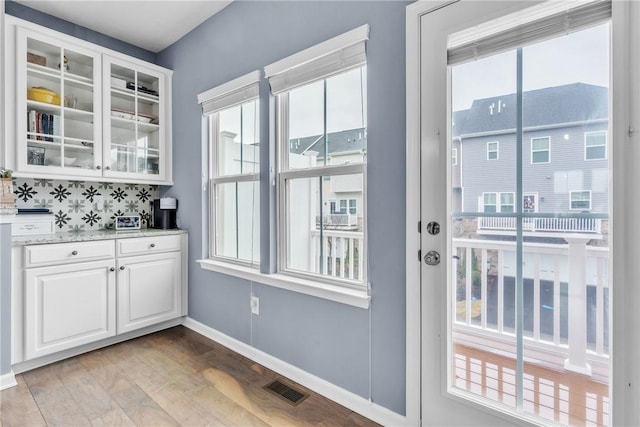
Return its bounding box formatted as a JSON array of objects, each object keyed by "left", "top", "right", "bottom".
[{"left": 152, "top": 197, "right": 178, "bottom": 229}]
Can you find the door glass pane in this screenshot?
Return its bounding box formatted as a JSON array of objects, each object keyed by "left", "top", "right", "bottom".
[{"left": 450, "top": 22, "right": 610, "bottom": 425}]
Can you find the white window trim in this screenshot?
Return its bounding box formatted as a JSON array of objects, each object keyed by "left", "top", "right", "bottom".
[
  {"left": 198, "top": 71, "right": 261, "bottom": 267},
  {"left": 570, "top": 190, "right": 592, "bottom": 210},
  {"left": 487, "top": 141, "right": 499, "bottom": 160},
  {"left": 585, "top": 130, "right": 607, "bottom": 161},
  {"left": 198, "top": 259, "right": 370, "bottom": 308},
  {"left": 531, "top": 136, "right": 551, "bottom": 164},
  {"left": 452, "top": 147, "right": 458, "bottom": 165}
]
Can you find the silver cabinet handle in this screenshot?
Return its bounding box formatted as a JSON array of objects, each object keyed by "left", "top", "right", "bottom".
[
  {"left": 120, "top": 266, "right": 125, "bottom": 270},
  {"left": 109, "top": 267, "right": 115, "bottom": 272},
  {"left": 105, "top": 166, "right": 111, "bottom": 170},
  {"left": 150, "top": 243, "right": 156, "bottom": 248},
  {"left": 71, "top": 250, "right": 78, "bottom": 256},
  {"left": 96, "top": 165, "right": 101, "bottom": 170}
]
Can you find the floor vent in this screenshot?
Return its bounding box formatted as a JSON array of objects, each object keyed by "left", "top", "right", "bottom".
[{"left": 263, "top": 379, "right": 309, "bottom": 406}]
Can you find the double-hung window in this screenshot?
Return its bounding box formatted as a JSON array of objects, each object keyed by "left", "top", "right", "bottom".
[
  {"left": 487, "top": 141, "right": 499, "bottom": 160},
  {"left": 585, "top": 130, "right": 607, "bottom": 160},
  {"left": 198, "top": 71, "right": 261, "bottom": 266},
  {"left": 531, "top": 136, "right": 550, "bottom": 163},
  {"left": 266, "top": 25, "right": 369, "bottom": 287}
]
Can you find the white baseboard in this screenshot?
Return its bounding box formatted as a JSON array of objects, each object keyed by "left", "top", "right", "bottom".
[
  {"left": 183, "top": 317, "right": 406, "bottom": 427},
  {"left": 0, "top": 370, "right": 17, "bottom": 390}
]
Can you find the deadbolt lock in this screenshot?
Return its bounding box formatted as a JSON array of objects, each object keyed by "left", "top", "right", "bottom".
[
  {"left": 426, "top": 221, "right": 440, "bottom": 235},
  {"left": 424, "top": 250, "right": 441, "bottom": 266}
]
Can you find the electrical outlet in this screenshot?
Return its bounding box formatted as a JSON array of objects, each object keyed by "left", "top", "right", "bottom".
[{"left": 250, "top": 295, "right": 259, "bottom": 315}]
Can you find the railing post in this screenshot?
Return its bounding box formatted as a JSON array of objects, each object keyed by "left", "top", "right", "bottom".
[{"left": 563, "top": 236, "right": 592, "bottom": 376}]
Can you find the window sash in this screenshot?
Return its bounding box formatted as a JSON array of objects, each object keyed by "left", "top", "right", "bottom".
[
  {"left": 585, "top": 131, "right": 607, "bottom": 160},
  {"left": 570, "top": 190, "right": 592, "bottom": 210},
  {"left": 487, "top": 142, "right": 499, "bottom": 160},
  {"left": 531, "top": 137, "right": 550, "bottom": 163}
]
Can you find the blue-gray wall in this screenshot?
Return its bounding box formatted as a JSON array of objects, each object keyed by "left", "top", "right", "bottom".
[
  {"left": 1, "top": 224, "right": 11, "bottom": 376},
  {"left": 5, "top": 0, "right": 155, "bottom": 63},
  {"left": 157, "top": 1, "right": 408, "bottom": 414}
]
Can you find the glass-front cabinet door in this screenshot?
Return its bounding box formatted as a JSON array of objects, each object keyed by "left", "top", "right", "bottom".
[
  {"left": 16, "top": 28, "right": 102, "bottom": 176},
  {"left": 103, "top": 57, "right": 168, "bottom": 182}
]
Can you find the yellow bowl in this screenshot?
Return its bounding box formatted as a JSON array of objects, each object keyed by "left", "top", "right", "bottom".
[{"left": 27, "top": 87, "right": 61, "bottom": 105}]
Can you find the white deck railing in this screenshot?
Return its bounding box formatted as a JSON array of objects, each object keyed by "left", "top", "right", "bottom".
[
  {"left": 478, "top": 216, "right": 602, "bottom": 233},
  {"left": 452, "top": 238, "right": 609, "bottom": 378},
  {"left": 311, "top": 229, "right": 364, "bottom": 281}
]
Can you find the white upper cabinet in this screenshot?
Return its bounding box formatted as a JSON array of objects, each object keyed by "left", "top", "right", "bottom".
[
  {"left": 10, "top": 20, "right": 173, "bottom": 184},
  {"left": 17, "top": 28, "right": 103, "bottom": 177},
  {"left": 103, "top": 56, "right": 171, "bottom": 182}
]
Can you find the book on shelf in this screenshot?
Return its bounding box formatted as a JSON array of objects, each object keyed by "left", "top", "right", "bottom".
[{"left": 28, "top": 110, "right": 58, "bottom": 142}]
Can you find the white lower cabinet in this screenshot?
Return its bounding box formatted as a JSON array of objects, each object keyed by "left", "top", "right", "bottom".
[
  {"left": 117, "top": 251, "right": 181, "bottom": 333},
  {"left": 24, "top": 259, "right": 116, "bottom": 359},
  {"left": 15, "top": 233, "right": 187, "bottom": 365}
]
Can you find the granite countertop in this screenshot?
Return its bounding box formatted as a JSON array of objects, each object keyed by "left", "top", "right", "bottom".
[{"left": 12, "top": 228, "right": 188, "bottom": 246}]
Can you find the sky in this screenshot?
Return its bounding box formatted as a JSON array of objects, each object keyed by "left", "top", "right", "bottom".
[{"left": 451, "top": 23, "right": 610, "bottom": 112}]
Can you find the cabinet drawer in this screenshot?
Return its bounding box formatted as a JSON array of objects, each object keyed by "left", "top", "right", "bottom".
[
  {"left": 25, "top": 240, "right": 115, "bottom": 268},
  {"left": 117, "top": 234, "right": 181, "bottom": 257}
]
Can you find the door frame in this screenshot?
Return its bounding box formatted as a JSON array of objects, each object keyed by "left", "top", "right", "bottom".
[{"left": 405, "top": 1, "right": 640, "bottom": 425}]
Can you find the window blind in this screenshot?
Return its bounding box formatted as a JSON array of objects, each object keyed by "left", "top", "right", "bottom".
[
  {"left": 264, "top": 24, "right": 369, "bottom": 94},
  {"left": 197, "top": 70, "right": 260, "bottom": 116},
  {"left": 447, "top": 0, "right": 611, "bottom": 65}
]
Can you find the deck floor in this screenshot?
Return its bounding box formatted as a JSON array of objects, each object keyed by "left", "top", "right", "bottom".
[{"left": 454, "top": 343, "right": 609, "bottom": 426}]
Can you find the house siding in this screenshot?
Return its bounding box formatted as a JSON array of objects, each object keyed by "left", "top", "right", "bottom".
[{"left": 461, "top": 122, "right": 608, "bottom": 214}]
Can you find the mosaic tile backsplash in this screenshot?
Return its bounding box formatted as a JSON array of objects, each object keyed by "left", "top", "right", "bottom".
[{"left": 12, "top": 178, "right": 158, "bottom": 232}]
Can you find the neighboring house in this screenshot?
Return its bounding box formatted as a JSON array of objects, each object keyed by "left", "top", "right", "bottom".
[
  {"left": 290, "top": 127, "right": 366, "bottom": 230},
  {"left": 453, "top": 83, "right": 608, "bottom": 225}
]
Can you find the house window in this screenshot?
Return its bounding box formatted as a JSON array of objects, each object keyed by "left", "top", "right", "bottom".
[
  {"left": 523, "top": 193, "right": 537, "bottom": 213},
  {"left": 487, "top": 141, "right": 499, "bottom": 160},
  {"left": 266, "top": 25, "right": 368, "bottom": 286},
  {"left": 531, "top": 136, "right": 550, "bottom": 164},
  {"left": 483, "top": 193, "right": 497, "bottom": 212},
  {"left": 570, "top": 190, "right": 591, "bottom": 210},
  {"left": 585, "top": 131, "right": 607, "bottom": 160},
  {"left": 452, "top": 148, "right": 458, "bottom": 165},
  {"left": 500, "top": 192, "right": 514, "bottom": 212},
  {"left": 198, "top": 71, "right": 261, "bottom": 265}
]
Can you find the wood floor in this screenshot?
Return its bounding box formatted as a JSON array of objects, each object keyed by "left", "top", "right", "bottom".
[{"left": 0, "top": 326, "right": 378, "bottom": 427}]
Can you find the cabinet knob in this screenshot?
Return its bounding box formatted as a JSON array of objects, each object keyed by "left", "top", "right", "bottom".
[
  {"left": 71, "top": 250, "right": 78, "bottom": 256},
  {"left": 109, "top": 267, "right": 115, "bottom": 272},
  {"left": 105, "top": 166, "right": 111, "bottom": 170},
  {"left": 96, "top": 165, "right": 101, "bottom": 170},
  {"left": 120, "top": 266, "right": 125, "bottom": 270},
  {"left": 150, "top": 243, "right": 156, "bottom": 248}
]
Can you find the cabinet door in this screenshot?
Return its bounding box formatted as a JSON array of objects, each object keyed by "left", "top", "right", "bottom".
[
  {"left": 117, "top": 251, "right": 181, "bottom": 333},
  {"left": 103, "top": 56, "right": 171, "bottom": 183},
  {"left": 25, "top": 260, "right": 116, "bottom": 360},
  {"left": 16, "top": 28, "right": 102, "bottom": 177}
]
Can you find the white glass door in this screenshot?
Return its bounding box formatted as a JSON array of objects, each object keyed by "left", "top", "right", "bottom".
[{"left": 417, "top": 1, "right": 614, "bottom": 425}]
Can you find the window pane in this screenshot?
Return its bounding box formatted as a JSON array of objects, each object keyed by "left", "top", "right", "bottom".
[
  {"left": 532, "top": 150, "right": 549, "bottom": 163},
  {"left": 217, "top": 100, "right": 260, "bottom": 176},
  {"left": 215, "top": 181, "right": 260, "bottom": 263},
  {"left": 288, "top": 68, "right": 367, "bottom": 170},
  {"left": 327, "top": 67, "right": 367, "bottom": 164},
  {"left": 531, "top": 137, "right": 549, "bottom": 151},
  {"left": 289, "top": 80, "right": 324, "bottom": 169},
  {"left": 286, "top": 174, "right": 364, "bottom": 282}
]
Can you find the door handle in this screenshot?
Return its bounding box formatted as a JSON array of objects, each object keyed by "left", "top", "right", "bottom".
[{"left": 424, "top": 250, "right": 441, "bottom": 266}]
